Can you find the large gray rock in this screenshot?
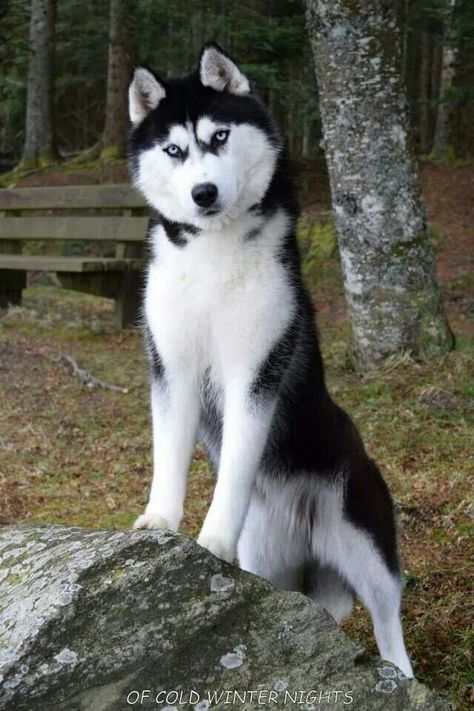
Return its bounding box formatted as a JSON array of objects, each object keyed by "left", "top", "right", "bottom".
[{"left": 0, "top": 525, "right": 447, "bottom": 710}]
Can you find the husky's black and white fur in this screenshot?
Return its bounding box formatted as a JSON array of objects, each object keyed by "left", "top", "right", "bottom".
[{"left": 128, "top": 43, "right": 413, "bottom": 677}]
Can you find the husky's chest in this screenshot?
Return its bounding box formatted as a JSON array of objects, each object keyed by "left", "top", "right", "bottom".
[{"left": 145, "top": 211, "right": 295, "bottom": 378}]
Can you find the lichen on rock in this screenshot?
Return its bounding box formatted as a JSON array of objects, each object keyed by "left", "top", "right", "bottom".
[{"left": 0, "top": 525, "right": 449, "bottom": 710}]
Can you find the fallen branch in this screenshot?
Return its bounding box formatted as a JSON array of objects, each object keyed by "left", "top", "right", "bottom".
[{"left": 58, "top": 354, "right": 129, "bottom": 394}]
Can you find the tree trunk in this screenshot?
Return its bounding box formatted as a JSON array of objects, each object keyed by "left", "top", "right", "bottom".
[
  {"left": 401, "top": 0, "right": 410, "bottom": 84},
  {"left": 430, "top": 37, "right": 443, "bottom": 120},
  {"left": 305, "top": 0, "right": 453, "bottom": 370},
  {"left": 101, "top": 0, "right": 133, "bottom": 160},
  {"left": 301, "top": 115, "right": 310, "bottom": 159},
  {"left": 21, "top": 0, "right": 57, "bottom": 170},
  {"left": 418, "top": 23, "right": 432, "bottom": 154},
  {"left": 432, "top": 0, "right": 458, "bottom": 157}
]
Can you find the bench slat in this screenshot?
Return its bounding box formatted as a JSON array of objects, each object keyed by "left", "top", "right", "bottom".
[
  {"left": 0, "top": 216, "right": 149, "bottom": 241},
  {"left": 0, "top": 185, "right": 146, "bottom": 210},
  {"left": 0, "top": 255, "right": 143, "bottom": 273}
]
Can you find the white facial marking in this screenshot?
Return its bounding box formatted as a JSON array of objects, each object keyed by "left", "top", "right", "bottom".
[
  {"left": 135, "top": 118, "right": 278, "bottom": 230},
  {"left": 166, "top": 125, "right": 190, "bottom": 154},
  {"left": 128, "top": 67, "right": 166, "bottom": 126},
  {"left": 196, "top": 117, "right": 228, "bottom": 145}
]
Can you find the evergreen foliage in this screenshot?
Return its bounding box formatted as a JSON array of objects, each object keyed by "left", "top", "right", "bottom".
[{"left": 0, "top": 0, "right": 473, "bottom": 162}]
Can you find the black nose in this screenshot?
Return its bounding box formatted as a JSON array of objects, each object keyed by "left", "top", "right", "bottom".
[{"left": 191, "top": 182, "right": 218, "bottom": 208}]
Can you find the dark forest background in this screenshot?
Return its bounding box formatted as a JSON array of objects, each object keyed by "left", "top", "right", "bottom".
[{"left": 1, "top": 0, "right": 474, "bottom": 169}]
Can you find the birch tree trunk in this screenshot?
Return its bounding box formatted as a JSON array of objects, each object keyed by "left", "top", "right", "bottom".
[
  {"left": 432, "top": 0, "right": 458, "bottom": 157},
  {"left": 101, "top": 0, "right": 133, "bottom": 160},
  {"left": 21, "top": 0, "right": 57, "bottom": 169},
  {"left": 305, "top": 0, "right": 453, "bottom": 370}
]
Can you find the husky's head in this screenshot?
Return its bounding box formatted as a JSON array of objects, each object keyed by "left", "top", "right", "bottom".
[{"left": 128, "top": 43, "right": 280, "bottom": 230}]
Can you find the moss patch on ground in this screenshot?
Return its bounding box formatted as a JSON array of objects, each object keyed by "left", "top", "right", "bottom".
[{"left": 0, "top": 218, "right": 473, "bottom": 708}]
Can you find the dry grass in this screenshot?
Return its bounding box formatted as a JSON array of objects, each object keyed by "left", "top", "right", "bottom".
[{"left": 0, "top": 234, "right": 473, "bottom": 707}]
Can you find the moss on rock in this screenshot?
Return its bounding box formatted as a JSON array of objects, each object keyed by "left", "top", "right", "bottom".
[{"left": 0, "top": 524, "right": 450, "bottom": 711}]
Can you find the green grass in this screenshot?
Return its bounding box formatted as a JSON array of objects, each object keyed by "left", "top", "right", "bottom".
[{"left": 0, "top": 225, "right": 473, "bottom": 707}]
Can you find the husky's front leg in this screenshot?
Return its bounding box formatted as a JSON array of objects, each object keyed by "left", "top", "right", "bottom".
[
  {"left": 197, "top": 385, "right": 275, "bottom": 562},
  {"left": 134, "top": 375, "right": 200, "bottom": 532}
]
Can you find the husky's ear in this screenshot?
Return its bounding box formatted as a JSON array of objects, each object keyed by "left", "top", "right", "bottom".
[
  {"left": 199, "top": 43, "right": 250, "bottom": 96},
  {"left": 128, "top": 67, "right": 166, "bottom": 126}
]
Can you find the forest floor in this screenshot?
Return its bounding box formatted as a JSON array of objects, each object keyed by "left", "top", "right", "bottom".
[{"left": 0, "top": 159, "right": 473, "bottom": 708}]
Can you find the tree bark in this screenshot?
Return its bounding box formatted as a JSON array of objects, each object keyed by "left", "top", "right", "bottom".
[
  {"left": 301, "top": 115, "right": 310, "bottom": 158},
  {"left": 432, "top": 0, "right": 458, "bottom": 157},
  {"left": 305, "top": 0, "right": 453, "bottom": 370},
  {"left": 418, "top": 23, "right": 432, "bottom": 154},
  {"left": 400, "top": 0, "right": 410, "bottom": 84},
  {"left": 21, "top": 0, "right": 57, "bottom": 169},
  {"left": 101, "top": 0, "right": 133, "bottom": 160}
]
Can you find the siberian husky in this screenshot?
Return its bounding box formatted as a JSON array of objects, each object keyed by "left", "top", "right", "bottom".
[{"left": 128, "top": 43, "right": 413, "bottom": 677}]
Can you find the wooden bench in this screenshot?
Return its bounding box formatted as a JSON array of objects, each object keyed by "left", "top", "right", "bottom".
[{"left": 0, "top": 184, "right": 149, "bottom": 328}]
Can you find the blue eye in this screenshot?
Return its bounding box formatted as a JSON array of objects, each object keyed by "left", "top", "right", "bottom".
[
  {"left": 212, "top": 130, "right": 229, "bottom": 147},
  {"left": 164, "top": 144, "right": 181, "bottom": 158}
]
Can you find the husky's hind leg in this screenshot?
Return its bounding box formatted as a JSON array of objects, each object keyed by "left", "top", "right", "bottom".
[
  {"left": 237, "top": 488, "right": 306, "bottom": 592},
  {"left": 305, "top": 564, "right": 354, "bottom": 624},
  {"left": 344, "top": 547, "right": 413, "bottom": 678},
  {"left": 313, "top": 470, "right": 413, "bottom": 678}
]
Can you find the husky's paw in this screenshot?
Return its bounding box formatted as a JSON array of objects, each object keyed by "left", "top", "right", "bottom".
[
  {"left": 133, "top": 512, "right": 177, "bottom": 531},
  {"left": 196, "top": 531, "right": 236, "bottom": 564}
]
